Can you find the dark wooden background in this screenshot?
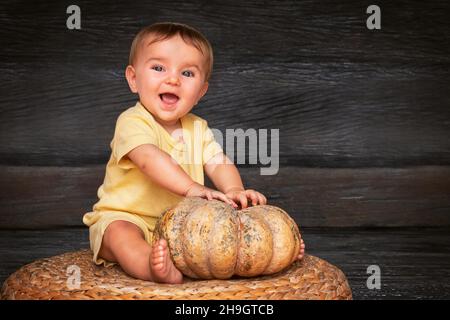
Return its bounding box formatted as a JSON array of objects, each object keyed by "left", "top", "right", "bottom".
[{"left": 1, "top": 0, "right": 449, "bottom": 299}]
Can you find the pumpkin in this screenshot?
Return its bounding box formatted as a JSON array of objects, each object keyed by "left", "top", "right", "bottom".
[{"left": 153, "top": 197, "right": 302, "bottom": 279}]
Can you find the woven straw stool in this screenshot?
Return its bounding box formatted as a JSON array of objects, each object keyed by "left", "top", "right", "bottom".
[{"left": 1, "top": 249, "right": 352, "bottom": 300}]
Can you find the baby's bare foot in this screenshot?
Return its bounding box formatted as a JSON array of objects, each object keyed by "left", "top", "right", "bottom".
[
  {"left": 150, "top": 239, "right": 183, "bottom": 284},
  {"left": 297, "top": 238, "right": 306, "bottom": 260}
]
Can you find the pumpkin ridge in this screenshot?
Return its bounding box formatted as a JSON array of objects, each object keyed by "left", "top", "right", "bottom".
[
  {"left": 206, "top": 215, "right": 212, "bottom": 279},
  {"left": 256, "top": 209, "right": 274, "bottom": 274},
  {"left": 278, "top": 207, "right": 301, "bottom": 264},
  {"left": 207, "top": 200, "right": 239, "bottom": 279},
  {"left": 235, "top": 208, "right": 273, "bottom": 276},
  {"left": 256, "top": 207, "right": 276, "bottom": 274},
  {"left": 205, "top": 203, "right": 216, "bottom": 279},
  {"left": 255, "top": 205, "right": 296, "bottom": 274},
  {"left": 270, "top": 205, "right": 301, "bottom": 264},
  {"left": 233, "top": 207, "right": 242, "bottom": 277},
  {"left": 159, "top": 197, "right": 207, "bottom": 278},
  {"left": 173, "top": 202, "right": 197, "bottom": 277}
]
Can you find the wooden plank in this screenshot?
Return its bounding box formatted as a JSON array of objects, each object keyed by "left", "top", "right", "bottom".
[
  {"left": 1, "top": 71, "right": 449, "bottom": 167},
  {"left": 0, "top": 165, "right": 449, "bottom": 229},
  {"left": 0, "top": 1, "right": 449, "bottom": 167},
  {"left": 1, "top": 0, "right": 449, "bottom": 64},
  {"left": 1, "top": 227, "right": 449, "bottom": 299}
]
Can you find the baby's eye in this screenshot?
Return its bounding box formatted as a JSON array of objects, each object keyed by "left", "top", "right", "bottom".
[
  {"left": 182, "top": 70, "right": 194, "bottom": 77},
  {"left": 151, "top": 65, "right": 164, "bottom": 72}
]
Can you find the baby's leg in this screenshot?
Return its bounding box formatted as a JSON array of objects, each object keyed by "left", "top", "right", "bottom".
[{"left": 98, "top": 220, "right": 182, "bottom": 283}]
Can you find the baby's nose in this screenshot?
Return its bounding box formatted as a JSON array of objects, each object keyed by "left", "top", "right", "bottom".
[{"left": 165, "top": 75, "right": 180, "bottom": 86}]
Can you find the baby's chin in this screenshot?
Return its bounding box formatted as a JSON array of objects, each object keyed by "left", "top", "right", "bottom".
[{"left": 154, "top": 109, "right": 183, "bottom": 126}]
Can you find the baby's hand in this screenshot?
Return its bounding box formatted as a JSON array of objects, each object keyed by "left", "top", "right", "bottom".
[
  {"left": 225, "top": 188, "right": 267, "bottom": 209},
  {"left": 185, "top": 182, "right": 238, "bottom": 208}
]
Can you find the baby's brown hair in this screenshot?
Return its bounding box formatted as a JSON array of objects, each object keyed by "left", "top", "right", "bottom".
[{"left": 128, "top": 22, "right": 214, "bottom": 82}]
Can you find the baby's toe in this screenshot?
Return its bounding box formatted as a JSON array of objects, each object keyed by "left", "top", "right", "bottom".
[
  {"left": 152, "top": 245, "right": 164, "bottom": 259},
  {"left": 154, "top": 254, "right": 164, "bottom": 263},
  {"left": 159, "top": 239, "right": 168, "bottom": 248},
  {"left": 151, "top": 251, "right": 166, "bottom": 269}
]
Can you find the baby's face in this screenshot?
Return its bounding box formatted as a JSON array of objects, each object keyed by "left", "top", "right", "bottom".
[{"left": 126, "top": 34, "right": 209, "bottom": 127}]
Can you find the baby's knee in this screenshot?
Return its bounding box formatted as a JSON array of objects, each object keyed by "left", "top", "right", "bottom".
[{"left": 104, "top": 220, "right": 143, "bottom": 244}]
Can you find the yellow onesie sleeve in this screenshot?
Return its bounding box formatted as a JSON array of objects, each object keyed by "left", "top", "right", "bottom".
[{"left": 112, "top": 114, "right": 159, "bottom": 170}]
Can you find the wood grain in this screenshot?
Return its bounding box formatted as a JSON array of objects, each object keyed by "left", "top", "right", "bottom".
[
  {"left": 0, "top": 0, "right": 449, "bottom": 167},
  {"left": 1, "top": 165, "right": 449, "bottom": 229}
]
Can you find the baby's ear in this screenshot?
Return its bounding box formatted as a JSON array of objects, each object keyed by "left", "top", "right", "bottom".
[
  {"left": 199, "top": 81, "right": 209, "bottom": 99},
  {"left": 125, "top": 65, "right": 138, "bottom": 93}
]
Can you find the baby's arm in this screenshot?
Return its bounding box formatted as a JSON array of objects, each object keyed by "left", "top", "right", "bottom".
[
  {"left": 127, "top": 144, "right": 236, "bottom": 206},
  {"left": 204, "top": 152, "right": 267, "bottom": 208},
  {"left": 128, "top": 144, "right": 193, "bottom": 195},
  {"left": 204, "top": 152, "right": 244, "bottom": 193}
]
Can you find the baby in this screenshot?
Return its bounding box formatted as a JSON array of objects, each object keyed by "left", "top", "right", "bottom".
[{"left": 83, "top": 22, "right": 305, "bottom": 284}]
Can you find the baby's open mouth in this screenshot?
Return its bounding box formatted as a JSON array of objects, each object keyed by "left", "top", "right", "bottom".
[{"left": 159, "top": 93, "right": 179, "bottom": 104}]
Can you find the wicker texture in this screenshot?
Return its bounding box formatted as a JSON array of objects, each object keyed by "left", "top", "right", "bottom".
[{"left": 1, "top": 249, "right": 351, "bottom": 300}]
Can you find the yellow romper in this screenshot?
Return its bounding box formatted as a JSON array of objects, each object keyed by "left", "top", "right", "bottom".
[{"left": 82, "top": 101, "right": 224, "bottom": 266}]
